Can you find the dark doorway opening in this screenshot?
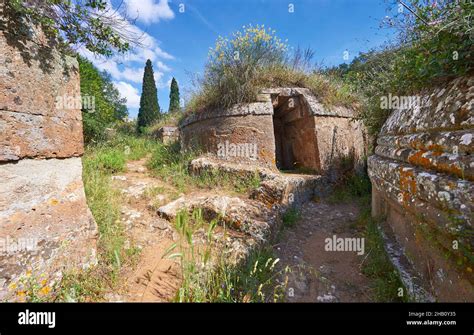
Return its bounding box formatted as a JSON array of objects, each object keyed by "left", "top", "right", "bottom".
[{"left": 272, "top": 94, "right": 319, "bottom": 172}]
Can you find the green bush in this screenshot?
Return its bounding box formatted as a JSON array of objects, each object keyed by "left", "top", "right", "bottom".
[
  {"left": 186, "top": 25, "right": 359, "bottom": 114},
  {"left": 115, "top": 120, "right": 137, "bottom": 136},
  {"left": 86, "top": 148, "right": 126, "bottom": 174},
  {"left": 282, "top": 207, "right": 301, "bottom": 228},
  {"left": 79, "top": 56, "right": 128, "bottom": 143},
  {"left": 334, "top": 1, "right": 473, "bottom": 135}
]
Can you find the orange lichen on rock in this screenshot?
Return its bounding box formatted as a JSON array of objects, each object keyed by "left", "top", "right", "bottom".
[
  {"left": 408, "top": 150, "right": 432, "bottom": 169},
  {"left": 437, "top": 162, "right": 464, "bottom": 179},
  {"left": 399, "top": 168, "right": 417, "bottom": 195},
  {"left": 409, "top": 138, "right": 424, "bottom": 150},
  {"left": 427, "top": 143, "right": 444, "bottom": 153}
]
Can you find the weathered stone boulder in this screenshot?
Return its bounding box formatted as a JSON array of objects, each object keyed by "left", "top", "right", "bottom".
[
  {"left": 189, "top": 157, "right": 328, "bottom": 205},
  {"left": 153, "top": 126, "right": 179, "bottom": 144},
  {"left": 368, "top": 75, "right": 474, "bottom": 301},
  {"left": 0, "top": 9, "right": 97, "bottom": 300},
  {"left": 157, "top": 194, "right": 279, "bottom": 263},
  {"left": 158, "top": 194, "right": 274, "bottom": 241}
]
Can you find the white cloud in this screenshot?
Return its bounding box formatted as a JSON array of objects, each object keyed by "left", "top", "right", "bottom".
[
  {"left": 114, "top": 81, "right": 141, "bottom": 108},
  {"left": 154, "top": 46, "right": 174, "bottom": 60},
  {"left": 124, "top": 0, "right": 174, "bottom": 25},
  {"left": 77, "top": 1, "right": 175, "bottom": 111},
  {"left": 156, "top": 60, "right": 171, "bottom": 72},
  {"left": 121, "top": 67, "right": 145, "bottom": 83}
]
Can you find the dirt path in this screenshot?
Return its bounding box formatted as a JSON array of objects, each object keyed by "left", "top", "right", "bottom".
[
  {"left": 107, "top": 158, "right": 181, "bottom": 302},
  {"left": 275, "top": 200, "right": 374, "bottom": 302},
  {"left": 105, "top": 157, "right": 373, "bottom": 302}
]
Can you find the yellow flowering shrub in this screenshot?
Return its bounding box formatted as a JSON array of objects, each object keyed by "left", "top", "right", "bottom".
[
  {"left": 186, "top": 24, "right": 358, "bottom": 114},
  {"left": 188, "top": 25, "right": 288, "bottom": 111}
]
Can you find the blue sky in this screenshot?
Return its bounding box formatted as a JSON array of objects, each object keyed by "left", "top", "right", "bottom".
[{"left": 82, "top": 0, "right": 399, "bottom": 119}]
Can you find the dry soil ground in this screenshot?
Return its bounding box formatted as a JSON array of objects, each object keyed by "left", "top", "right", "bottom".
[
  {"left": 275, "top": 200, "right": 373, "bottom": 302},
  {"left": 105, "top": 158, "right": 373, "bottom": 302}
]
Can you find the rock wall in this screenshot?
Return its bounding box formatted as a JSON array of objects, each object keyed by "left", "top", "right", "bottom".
[
  {"left": 368, "top": 75, "right": 474, "bottom": 301},
  {"left": 180, "top": 87, "right": 367, "bottom": 175},
  {"left": 0, "top": 11, "right": 97, "bottom": 300},
  {"left": 152, "top": 126, "right": 179, "bottom": 144},
  {"left": 180, "top": 101, "right": 277, "bottom": 169}
]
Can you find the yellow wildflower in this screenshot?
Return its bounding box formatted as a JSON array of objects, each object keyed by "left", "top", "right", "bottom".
[{"left": 39, "top": 286, "right": 51, "bottom": 296}]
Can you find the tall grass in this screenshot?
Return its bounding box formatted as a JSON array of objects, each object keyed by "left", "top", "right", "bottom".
[
  {"left": 147, "top": 142, "right": 261, "bottom": 195},
  {"left": 169, "top": 210, "right": 287, "bottom": 302},
  {"left": 57, "top": 135, "right": 155, "bottom": 301},
  {"left": 282, "top": 207, "right": 301, "bottom": 228},
  {"left": 358, "top": 206, "right": 409, "bottom": 302}
]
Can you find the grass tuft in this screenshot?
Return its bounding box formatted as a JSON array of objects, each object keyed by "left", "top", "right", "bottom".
[
  {"left": 172, "top": 209, "right": 287, "bottom": 302},
  {"left": 282, "top": 207, "right": 301, "bottom": 228},
  {"left": 359, "top": 206, "right": 409, "bottom": 302}
]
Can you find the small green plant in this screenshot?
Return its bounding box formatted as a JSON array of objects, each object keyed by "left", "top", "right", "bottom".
[
  {"left": 359, "top": 207, "right": 409, "bottom": 302},
  {"left": 282, "top": 207, "right": 301, "bottom": 228},
  {"left": 170, "top": 209, "right": 287, "bottom": 302},
  {"left": 7, "top": 271, "right": 54, "bottom": 302},
  {"left": 329, "top": 171, "right": 372, "bottom": 204}
]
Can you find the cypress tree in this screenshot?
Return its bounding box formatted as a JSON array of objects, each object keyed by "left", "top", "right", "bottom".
[
  {"left": 168, "top": 77, "right": 180, "bottom": 113},
  {"left": 137, "top": 59, "right": 160, "bottom": 132}
]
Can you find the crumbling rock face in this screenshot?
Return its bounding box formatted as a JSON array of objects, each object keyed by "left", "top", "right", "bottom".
[
  {"left": 152, "top": 126, "right": 179, "bottom": 144},
  {"left": 190, "top": 157, "right": 328, "bottom": 206},
  {"left": 368, "top": 75, "right": 474, "bottom": 302},
  {"left": 0, "top": 13, "right": 97, "bottom": 300},
  {"left": 158, "top": 194, "right": 278, "bottom": 263},
  {"left": 158, "top": 195, "right": 274, "bottom": 241},
  {"left": 180, "top": 88, "right": 367, "bottom": 178},
  {"left": 159, "top": 156, "right": 329, "bottom": 264}
]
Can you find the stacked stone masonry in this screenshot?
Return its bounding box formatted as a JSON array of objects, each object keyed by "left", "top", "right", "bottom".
[
  {"left": 0, "top": 11, "right": 97, "bottom": 300},
  {"left": 180, "top": 87, "right": 367, "bottom": 178},
  {"left": 368, "top": 75, "right": 474, "bottom": 301}
]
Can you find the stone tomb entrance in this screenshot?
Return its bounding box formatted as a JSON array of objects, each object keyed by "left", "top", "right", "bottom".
[
  {"left": 179, "top": 87, "right": 366, "bottom": 176},
  {"left": 272, "top": 93, "right": 319, "bottom": 171}
]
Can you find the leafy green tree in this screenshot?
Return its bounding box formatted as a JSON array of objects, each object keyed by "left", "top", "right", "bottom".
[
  {"left": 137, "top": 60, "right": 161, "bottom": 132},
  {"left": 331, "top": 1, "right": 474, "bottom": 136},
  {"left": 78, "top": 56, "right": 128, "bottom": 143},
  {"left": 168, "top": 77, "right": 181, "bottom": 113},
  {"left": 4, "top": 0, "right": 140, "bottom": 56},
  {"left": 102, "top": 72, "right": 128, "bottom": 121}
]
